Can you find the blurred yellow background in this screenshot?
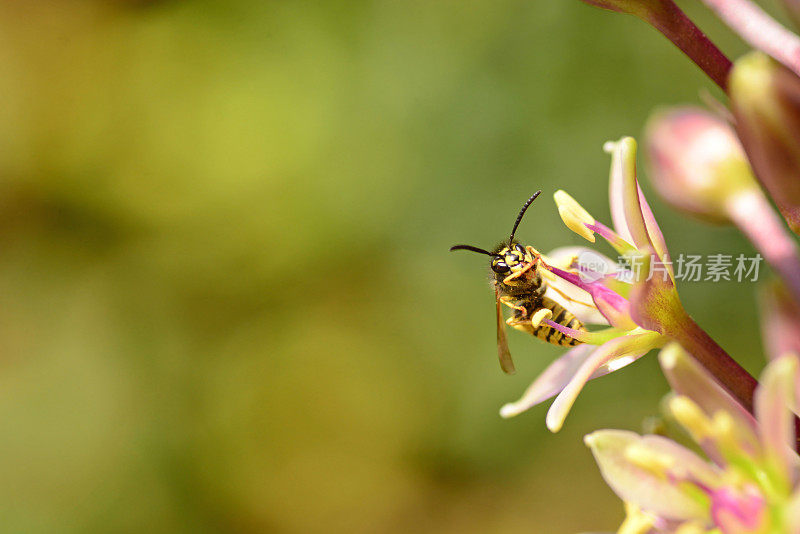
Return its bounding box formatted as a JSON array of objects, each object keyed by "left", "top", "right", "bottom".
[{"left": 0, "top": 1, "right": 772, "bottom": 532}]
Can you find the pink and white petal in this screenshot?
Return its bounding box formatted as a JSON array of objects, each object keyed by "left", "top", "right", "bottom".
[
  {"left": 544, "top": 246, "right": 619, "bottom": 275},
  {"left": 499, "top": 345, "right": 594, "bottom": 418},
  {"left": 608, "top": 140, "right": 637, "bottom": 246},
  {"left": 755, "top": 355, "right": 800, "bottom": 484},
  {"left": 640, "top": 435, "right": 722, "bottom": 491},
  {"left": 546, "top": 333, "right": 662, "bottom": 432},
  {"left": 591, "top": 347, "right": 650, "bottom": 378},
  {"left": 585, "top": 430, "right": 711, "bottom": 521},
  {"left": 607, "top": 137, "right": 651, "bottom": 250},
  {"left": 659, "top": 343, "right": 757, "bottom": 434},
  {"left": 638, "top": 186, "right": 673, "bottom": 279},
  {"left": 544, "top": 285, "right": 607, "bottom": 325}
]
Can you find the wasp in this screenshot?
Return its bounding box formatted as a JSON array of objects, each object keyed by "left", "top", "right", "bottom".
[{"left": 451, "top": 190, "right": 586, "bottom": 374}]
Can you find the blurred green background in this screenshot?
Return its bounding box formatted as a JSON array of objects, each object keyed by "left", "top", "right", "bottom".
[{"left": 0, "top": 1, "right": 778, "bottom": 532}]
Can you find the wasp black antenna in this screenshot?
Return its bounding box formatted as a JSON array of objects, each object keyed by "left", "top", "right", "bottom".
[
  {"left": 508, "top": 190, "right": 542, "bottom": 244},
  {"left": 450, "top": 244, "right": 495, "bottom": 256}
]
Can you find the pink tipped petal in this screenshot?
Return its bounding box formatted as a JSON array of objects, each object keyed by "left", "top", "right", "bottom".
[
  {"left": 607, "top": 137, "right": 671, "bottom": 277},
  {"left": 544, "top": 246, "right": 616, "bottom": 268},
  {"left": 590, "top": 350, "right": 649, "bottom": 378},
  {"left": 609, "top": 141, "right": 637, "bottom": 246},
  {"left": 499, "top": 345, "right": 595, "bottom": 418},
  {"left": 730, "top": 190, "right": 800, "bottom": 305},
  {"left": 607, "top": 137, "right": 652, "bottom": 251},
  {"left": 639, "top": 435, "right": 722, "bottom": 490},
  {"left": 659, "top": 343, "right": 757, "bottom": 434},
  {"left": 637, "top": 187, "right": 673, "bottom": 278},
  {"left": 585, "top": 430, "right": 711, "bottom": 521},
  {"left": 543, "top": 285, "right": 607, "bottom": 325},
  {"left": 701, "top": 0, "right": 800, "bottom": 79},
  {"left": 546, "top": 334, "right": 661, "bottom": 432},
  {"left": 755, "top": 355, "right": 800, "bottom": 483}
]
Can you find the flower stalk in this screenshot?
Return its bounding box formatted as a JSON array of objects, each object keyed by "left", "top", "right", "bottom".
[
  {"left": 580, "top": 0, "right": 732, "bottom": 90},
  {"left": 664, "top": 315, "right": 758, "bottom": 414}
]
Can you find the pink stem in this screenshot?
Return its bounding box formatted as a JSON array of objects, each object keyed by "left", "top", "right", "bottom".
[
  {"left": 670, "top": 312, "right": 800, "bottom": 449},
  {"left": 646, "top": 1, "right": 733, "bottom": 91},
  {"left": 668, "top": 316, "right": 758, "bottom": 414},
  {"left": 727, "top": 190, "right": 800, "bottom": 304},
  {"left": 701, "top": 0, "right": 800, "bottom": 79}
]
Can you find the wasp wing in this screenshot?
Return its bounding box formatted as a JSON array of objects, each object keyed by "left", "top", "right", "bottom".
[{"left": 495, "top": 290, "right": 515, "bottom": 374}]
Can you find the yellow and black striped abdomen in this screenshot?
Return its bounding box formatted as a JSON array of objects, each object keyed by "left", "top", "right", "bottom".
[{"left": 509, "top": 297, "right": 584, "bottom": 347}]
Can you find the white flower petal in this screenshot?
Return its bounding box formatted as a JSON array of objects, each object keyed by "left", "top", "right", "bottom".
[
  {"left": 499, "top": 345, "right": 594, "bottom": 418},
  {"left": 585, "top": 430, "right": 711, "bottom": 521}
]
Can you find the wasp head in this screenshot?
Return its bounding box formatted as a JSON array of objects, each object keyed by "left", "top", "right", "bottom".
[{"left": 491, "top": 243, "right": 536, "bottom": 280}]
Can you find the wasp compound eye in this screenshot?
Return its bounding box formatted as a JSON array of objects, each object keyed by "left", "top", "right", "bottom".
[{"left": 492, "top": 261, "right": 510, "bottom": 274}]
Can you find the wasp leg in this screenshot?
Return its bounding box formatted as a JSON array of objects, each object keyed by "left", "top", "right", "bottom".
[
  {"left": 502, "top": 262, "right": 534, "bottom": 284},
  {"left": 525, "top": 245, "right": 541, "bottom": 258},
  {"left": 499, "top": 296, "right": 528, "bottom": 317}
]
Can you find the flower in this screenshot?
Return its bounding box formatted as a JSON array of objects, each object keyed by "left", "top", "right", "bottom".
[
  {"left": 645, "top": 105, "right": 800, "bottom": 303},
  {"left": 644, "top": 106, "right": 755, "bottom": 223},
  {"left": 585, "top": 343, "right": 800, "bottom": 533},
  {"left": 500, "top": 137, "right": 753, "bottom": 431}
]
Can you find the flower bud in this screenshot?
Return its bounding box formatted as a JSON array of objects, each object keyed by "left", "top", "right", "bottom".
[
  {"left": 729, "top": 52, "right": 800, "bottom": 234},
  {"left": 644, "top": 106, "right": 758, "bottom": 222}
]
